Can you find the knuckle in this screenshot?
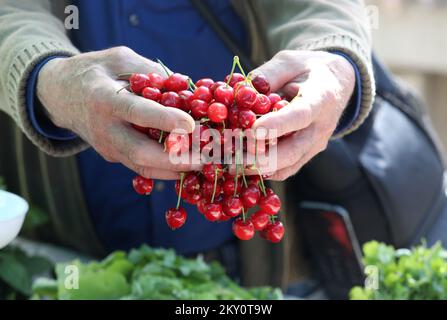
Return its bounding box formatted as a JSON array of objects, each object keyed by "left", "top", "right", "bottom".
[
  {"left": 275, "top": 50, "right": 294, "bottom": 61},
  {"left": 136, "top": 166, "right": 153, "bottom": 179},
  {"left": 323, "top": 89, "right": 337, "bottom": 105},
  {"left": 108, "top": 46, "right": 135, "bottom": 62}
]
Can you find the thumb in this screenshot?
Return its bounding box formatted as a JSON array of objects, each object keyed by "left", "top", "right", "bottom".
[{"left": 250, "top": 50, "right": 309, "bottom": 92}]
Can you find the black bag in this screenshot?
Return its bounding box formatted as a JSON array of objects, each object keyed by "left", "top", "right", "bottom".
[{"left": 290, "top": 56, "right": 447, "bottom": 249}]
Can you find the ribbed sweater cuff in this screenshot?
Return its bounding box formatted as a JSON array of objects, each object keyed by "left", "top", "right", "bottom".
[
  {"left": 293, "top": 34, "right": 376, "bottom": 138},
  {"left": 6, "top": 40, "right": 88, "bottom": 157}
]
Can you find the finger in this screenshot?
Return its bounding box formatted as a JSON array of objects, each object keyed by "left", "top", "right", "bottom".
[
  {"left": 101, "top": 46, "right": 171, "bottom": 77},
  {"left": 252, "top": 65, "right": 333, "bottom": 138},
  {"left": 110, "top": 124, "right": 201, "bottom": 172},
  {"left": 120, "top": 158, "right": 181, "bottom": 180},
  {"left": 250, "top": 50, "right": 310, "bottom": 92},
  {"left": 228, "top": 127, "right": 315, "bottom": 176},
  {"left": 267, "top": 149, "right": 314, "bottom": 181},
  {"left": 102, "top": 79, "right": 195, "bottom": 133}
]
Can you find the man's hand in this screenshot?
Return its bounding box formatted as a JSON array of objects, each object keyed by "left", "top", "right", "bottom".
[
  {"left": 37, "top": 46, "right": 198, "bottom": 179},
  {"left": 250, "top": 50, "right": 355, "bottom": 181}
]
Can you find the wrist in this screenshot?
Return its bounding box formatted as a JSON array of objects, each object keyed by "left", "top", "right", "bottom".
[{"left": 36, "top": 57, "right": 67, "bottom": 127}]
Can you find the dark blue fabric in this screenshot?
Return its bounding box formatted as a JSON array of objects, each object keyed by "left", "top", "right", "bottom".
[
  {"left": 71, "top": 0, "right": 248, "bottom": 254},
  {"left": 25, "top": 0, "right": 363, "bottom": 255}
]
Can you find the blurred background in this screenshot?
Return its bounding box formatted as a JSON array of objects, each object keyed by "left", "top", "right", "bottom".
[{"left": 366, "top": 0, "right": 447, "bottom": 149}]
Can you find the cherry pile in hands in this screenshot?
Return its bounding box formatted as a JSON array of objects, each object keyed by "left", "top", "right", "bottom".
[{"left": 122, "top": 57, "right": 289, "bottom": 243}]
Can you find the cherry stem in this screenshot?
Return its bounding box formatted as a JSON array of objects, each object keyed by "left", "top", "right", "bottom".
[
  {"left": 116, "top": 84, "right": 130, "bottom": 93},
  {"left": 256, "top": 168, "right": 267, "bottom": 196},
  {"left": 156, "top": 58, "right": 172, "bottom": 77},
  {"left": 211, "top": 167, "right": 219, "bottom": 204},
  {"left": 188, "top": 78, "right": 196, "bottom": 91},
  {"left": 242, "top": 206, "right": 246, "bottom": 222},
  {"left": 233, "top": 174, "right": 238, "bottom": 198},
  {"left": 234, "top": 56, "right": 247, "bottom": 78},
  {"left": 158, "top": 131, "right": 164, "bottom": 144},
  {"left": 116, "top": 73, "right": 133, "bottom": 80},
  {"left": 239, "top": 131, "right": 248, "bottom": 188},
  {"left": 176, "top": 172, "right": 185, "bottom": 209},
  {"left": 226, "top": 56, "right": 238, "bottom": 86}
]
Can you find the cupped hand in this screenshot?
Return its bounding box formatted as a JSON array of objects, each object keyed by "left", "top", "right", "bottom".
[
  {"left": 37, "top": 46, "right": 198, "bottom": 179},
  {"left": 249, "top": 50, "right": 355, "bottom": 181}
]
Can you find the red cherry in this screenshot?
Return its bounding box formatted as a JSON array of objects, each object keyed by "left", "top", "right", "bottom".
[
  {"left": 193, "top": 86, "right": 213, "bottom": 103},
  {"left": 250, "top": 211, "right": 270, "bottom": 231},
  {"left": 248, "top": 175, "right": 261, "bottom": 186},
  {"left": 147, "top": 72, "right": 165, "bottom": 89},
  {"left": 147, "top": 128, "right": 162, "bottom": 141},
  {"left": 238, "top": 109, "right": 256, "bottom": 129},
  {"left": 142, "top": 87, "right": 162, "bottom": 102},
  {"left": 197, "top": 198, "right": 208, "bottom": 214},
  {"left": 190, "top": 99, "right": 209, "bottom": 119},
  {"left": 132, "top": 124, "right": 148, "bottom": 135},
  {"left": 182, "top": 172, "right": 201, "bottom": 193},
  {"left": 175, "top": 180, "right": 188, "bottom": 199},
  {"left": 259, "top": 188, "right": 281, "bottom": 215},
  {"left": 214, "top": 85, "right": 234, "bottom": 106},
  {"left": 165, "top": 207, "right": 187, "bottom": 230},
  {"left": 160, "top": 91, "right": 182, "bottom": 109},
  {"left": 202, "top": 180, "right": 221, "bottom": 200},
  {"left": 219, "top": 212, "right": 232, "bottom": 222},
  {"left": 232, "top": 218, "right": 255, "bottom": 241},
  {"left": 265, "top": 221, "right": 285, "bottom": 243},
  {"left": 272, "top": 100, "right": 289, "bottom": 112},
  {"left": 202, "top": 163, "right": 223, "bottom": 182},
  {"left": 207, "top": 102, "right": 228, "bottom": 123},
  {"left": 164, "top": 73, "right": 189, "bottom": 92},
  {"left": 267, "top": 93, "right": 282, "bottom": 105},
  {"left": 132, "top": 176, "right": 154, "bottom": 195},
  {"left": 164, "top": 132, "right": 190, "bottom": 155},
  {"left": 252, "top": 74, "right": 270, "bottom": 95},
  {"left": 178, "top": 90, "right": 194, "bottom": 112},
  {"left": 241, "top": 184, "right": 261, "bottom": 208},
  {"left": 185, "top": 191, "right": 202, "bottom": 205},
  {"left": 204, "top": 202, "right": 223, "bottom": 222},
  {"left": 252, "top": 94, "right": 271, "bottom": 114},
  {"left": 222, "top": 196, "right": 243, "bottom": 217},
  {"left": 195, "top": 78, "right": 214, "bottom": 89},
  {"left": 222, "top": 178, "right": 242, "bottom": 196},
  {"left": 210, "top": 81, "right": 226, "bottom": 93},
  {"left": 129, "top": 73, "right": 150, "bottom": 94},
  {"left": 235, "top": 86, "right": 258, "bottom": 109},
  {"left": 224, "top": 73, "right": 245, "bottom": 88}
]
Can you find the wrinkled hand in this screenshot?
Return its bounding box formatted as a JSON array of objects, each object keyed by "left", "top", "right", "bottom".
[
  {"left": 250, "top": 50, "right": 355, "bottom": 181},
  {"left": 37, "top": 46, "right": 198, "bottom": 179}
]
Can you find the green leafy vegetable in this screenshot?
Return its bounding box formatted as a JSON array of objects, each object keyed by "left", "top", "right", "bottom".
[
  {"left": 34, "top": 245, "right": 282, "bottom": 300},
  {"left": 350, "top": 241, "right": 447, "bottom": 300},
  {"left": 0, "top": 247, "right": 52, "bottom": 300}
]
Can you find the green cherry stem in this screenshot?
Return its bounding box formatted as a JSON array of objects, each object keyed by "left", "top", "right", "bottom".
[
  {"left": 226, "top": 56, "right": 238, "bottom": 86},
  {"left": 176, "top": 172, "right": 185, "bottom": 210},
  {"left": 234, "top": 56, "right": 247, "bottom": 78},
  {"left": 158, "top": 131, "right": 164, "bottom": 144},
  {"left": 188, "top": 78, "right": 197, "bottom": 91},
  {"left": 239, "top": 131, "right": 248, "bottom": 188},
  {"left": 156, "top": 58, "right": 172, "bottom": 77},
  {"left": 211, "top": 168, "right": 219, "bottom": 204},
  {"left": 242, "top": 206, "right": 246, "bottom": 222}
]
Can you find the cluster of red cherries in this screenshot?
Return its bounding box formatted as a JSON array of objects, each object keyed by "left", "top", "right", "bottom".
[{"left": 123, "top": 57, "right": 288, "bottom": 243}]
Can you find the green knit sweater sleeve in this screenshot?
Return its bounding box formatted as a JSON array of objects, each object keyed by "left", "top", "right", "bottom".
[
  {"left": 0, "top": 0, "right": 86, "bottom": 156},
  {"left": 246, "top": 0, "right": 376, "bottom": 137}
]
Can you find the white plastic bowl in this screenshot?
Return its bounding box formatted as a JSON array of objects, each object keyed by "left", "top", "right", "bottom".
[{"left": 0, "top": 190, "right": 29, "bottom": 249}]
